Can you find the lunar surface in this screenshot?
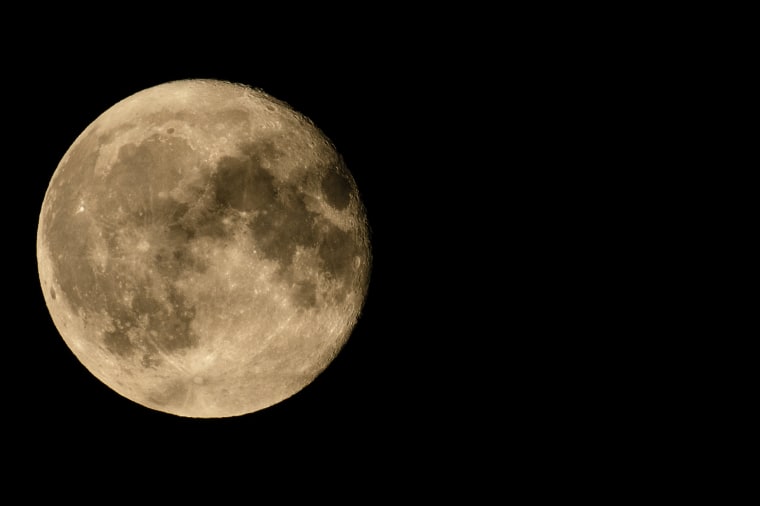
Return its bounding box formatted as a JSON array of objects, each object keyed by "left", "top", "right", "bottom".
[{"left": 37, "top": 79, "right": 371, "bottom": 418}]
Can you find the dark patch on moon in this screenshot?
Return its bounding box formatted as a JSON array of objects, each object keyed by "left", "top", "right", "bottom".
[
  {"left": 211, "top": 108, "right": 251, "bottom": 127},
  {"left": 103, "top": 134, "right": 194, "bottom": 218},
  {"left": 318, "top": 225, "right": 361, "bottom": 284},
  {"left": 247, "top": 186, "right": 317, "bottom": 267},
  {"left": 101, "top": 284, "right": 199, "bottom": 358},
  {"left": 291, "top": 280, "right": 317, "bottom": 309},
  {"left": 103, "top": 328, "right": 133, "bottom": 357},
  {"left": 141, "top": 348, "right": 161, "bottom": 369},
  {"left": 151, "top": 288, "right": 199, "bottom": 353},
  {"left": 155, "top": 222, "right": 210, "bottom": 275},
  {"left": 130, "top": 290, "right": 162, "bottom": 315},
  {"left": 147, "top": 380, "right": 188, "bottom": 407},
  {"left": 101, "top": 301, "right": 138, "bottom": 356},
  {"left": 210, "top": 141, "right": 319, "bottom": 268},
  {"left": 50, "top": 287, "right": 56, "bottom": 300},
  {"left": 214, "top": 151, "right": 278, "bottom": 212},
  {"left": 176, "top": 197, "right": 229, "bottom": 241},
  {"left": 321, "top": 165, "right": 352, "bottom": 210}
]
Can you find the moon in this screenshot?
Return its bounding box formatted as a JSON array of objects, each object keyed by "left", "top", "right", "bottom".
[{"left": 37, "top": 79, "right": 371, "bottom": 418}]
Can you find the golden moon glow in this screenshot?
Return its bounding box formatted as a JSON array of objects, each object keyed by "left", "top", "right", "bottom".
[{"left": 37, "top": 79, "right": 371, "bottom": 418}]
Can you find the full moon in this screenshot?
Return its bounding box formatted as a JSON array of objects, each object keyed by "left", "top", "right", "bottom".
[{"left": 37, "top": 79, "right": 371, "bottom": 418}]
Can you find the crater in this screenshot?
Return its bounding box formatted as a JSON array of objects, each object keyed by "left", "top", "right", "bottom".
[{"left": 141, "top": 349, "right": 161, "bottom": 369}]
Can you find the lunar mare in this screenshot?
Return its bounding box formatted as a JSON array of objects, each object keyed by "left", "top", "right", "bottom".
[{"left": 37, "top": 79, "right": 371, "bottom": 418}]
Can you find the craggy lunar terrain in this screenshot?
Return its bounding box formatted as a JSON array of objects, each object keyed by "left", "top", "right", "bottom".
[{"left": 37, "top": 79, "right": 371, "bottom": 417}]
